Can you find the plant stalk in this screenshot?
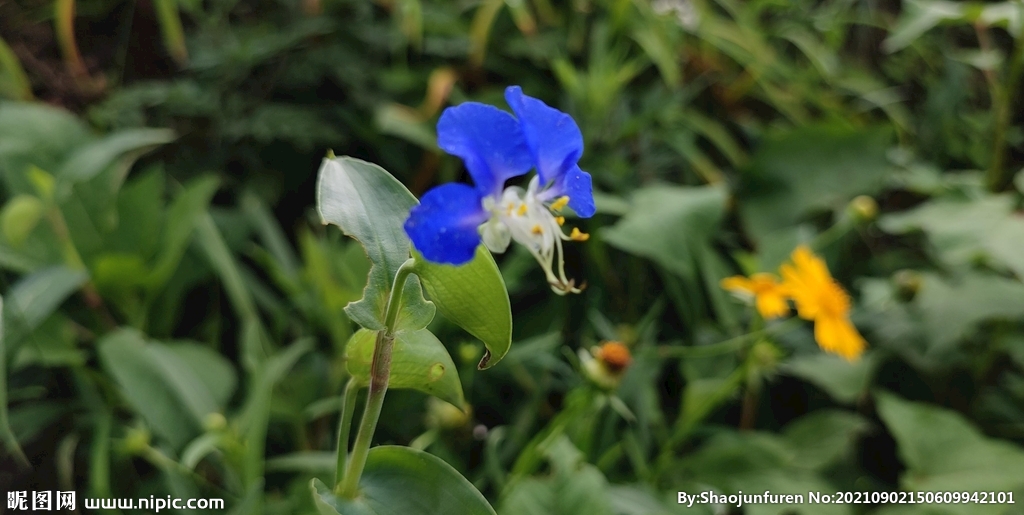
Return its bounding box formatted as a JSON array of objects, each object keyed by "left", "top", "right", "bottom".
[
  {"left": 337, "top": 259, "right": 416, "bottom": 497},
  {"left": 333, "top": 378, "right": 359, "bottom": 487}
]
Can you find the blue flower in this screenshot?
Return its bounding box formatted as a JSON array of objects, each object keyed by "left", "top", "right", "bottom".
[{"left": 404, "top": 86, "right": 595, "bottom": 294}]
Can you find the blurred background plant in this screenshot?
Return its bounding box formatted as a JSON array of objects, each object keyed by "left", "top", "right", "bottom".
[{"left": 2, "top": 0, "right": 1024, "bottom": 513}]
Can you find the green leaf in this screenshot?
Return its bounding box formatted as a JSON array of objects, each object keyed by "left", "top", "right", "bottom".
[
  {"left": 345, "top": 328, "right": 464, "bottom": 407},
  {"left": 316, "top": 156, "right": 433, "bottom": 331},
  {"left": 2, "top": 266, "right": 88, "bottom": 350},
  {"left": 875, "top": 391, "right": 1024, "bottom": 509},
  {"left": 783, "top": 352, "right": 879, "bottom": 404},
  {"left": 879, "top": 194, "right": 1014, "bottom": 267},
  {"left": 0, "top": 37, "right": 32, "bottom": 101},
  {"left": 98, "top": 329, "right": 236, "bottom": 450},
  {"left": 781, "top": 409, "right": 870, "bottom": 470},
  {"left": 311, "top": 446, "right": 495, "bottom": 515},
  {"left": 147, "top": 176, "right": 220, "bottom": 290},
  {"left": 883, "top": 0, "right": 967, "bottom": 53},
  {"left": 412, "top": 246, "right": 512, "bottom": 370},
  {"left": 55, "top": 128, "right": 176, "bottom": 186},
  {"left": 0, "top": 102, "right": 90, "bottom": 194},
  {"left": 266, "top": 451, "right": 335, "bottom": 474},
  {"left": 915, "top": 272, "right": 1024, "bottom": 352},
  {"left": 0, "top": 295, "right": 29, "bottom": 466},
  {"left": 678, "top": 431, "right": 852, "bottom": 515},
  {"left": 738, "top": 125, "right": 893, "bottom": 244},
  {"left": 603, "top": 185, "right": 727, "bottom": 281},
  {"left": 1, "top": 195, "right": 44, "bottom": 247}
]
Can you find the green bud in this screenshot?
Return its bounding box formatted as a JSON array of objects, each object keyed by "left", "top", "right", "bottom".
[
  {"left": 892, "top": 269, "right": 922, "bottom": 302},
  {"left": 458, "top": 342, "right": 482, "bottom": 367},
  {"left": 123, "top": 426, "right": 151, "bottom": 454},
  {"left": 425, "top": 397, "right": 471, "bottom": 430},
  {"left": 848, "top": 195, "right": 878, "bottom": 223},
  {"left": 203, "top": 412, "right": 228, "bottom": 432}
]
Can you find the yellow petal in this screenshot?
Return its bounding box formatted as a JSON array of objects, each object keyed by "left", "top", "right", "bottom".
[
  {"left": 756, "top": 291, "right": 789, "bottom": 319},
  {"left": 720, "top": 276, "right": 755, "bottom": 294},
  {"left": 813, "top": 315, "right": 867, "bottom": 361}
]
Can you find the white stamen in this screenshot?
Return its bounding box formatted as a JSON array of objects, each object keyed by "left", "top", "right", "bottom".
[{"left": 478, "top": 176, "right": 584, "bottom": 294}]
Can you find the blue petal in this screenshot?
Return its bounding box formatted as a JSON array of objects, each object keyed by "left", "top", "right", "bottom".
[
  {"left": 404, "top": 183, "right": 489, "bottom": 265},
  {"left": 548, "top": 165, "right": 596, "bottom": 218},
  {"left": 505, "top": 86, "right": 584, "bottom": 187},
  {"left": 437, "top": 102, "right": 533, "bottom": 197}
]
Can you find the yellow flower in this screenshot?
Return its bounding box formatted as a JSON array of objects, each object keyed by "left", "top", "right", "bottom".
[
  {"left": 779, "top": 246, "right": 867, "bottom": 360},
  {"left": 720, "top": 273, "right": 790, "bottom": 319}
]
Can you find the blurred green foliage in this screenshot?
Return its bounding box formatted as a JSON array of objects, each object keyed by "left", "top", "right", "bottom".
[{"left": 3, "top": 0, "right": 1024, "bottom": 513}]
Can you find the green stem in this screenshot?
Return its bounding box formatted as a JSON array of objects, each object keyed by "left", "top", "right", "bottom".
[
  {"left": 337, "top": 259, "right": 416, "bottom": 498},
  {"left": 987, "top": 23, "right": 1024, "bottom": 191},
  {"left": 333, "top": 378, "right": 359, "bottom": 487}
]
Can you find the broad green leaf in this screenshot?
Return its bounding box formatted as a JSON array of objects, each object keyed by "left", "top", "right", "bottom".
[
  {"left": 737, "top": 125, "right": 892, "bottom": 244},
  {"left": 345, "top": 328, "right": 464, "bottom": 407},
  {"left": 413, "top": 246, "right": 512, "bottom": 370},
  {"left": 0, "top": 102, "right": 90, "bottom": 194},
  {"left": 55, "top": 128, "right": 176, "bottom": 186},
  {"left": 0, "top": 295, "right": 28, "bottom": 466},
  {"left": 98, "top": 329, "right": 236, "bottom": 450},
  {"left": 603, "top": 185, "right": 727, "bottom": 281},
  {"left": 2, "top": 266, "right": 88, "bottom": 350},
  {"left": 781, "top": 410, "right": 870, "bottom": 470},
  {"left": 316, "top": 156, "right": 433, "bottom": 331},
  {"left": 875, "top": 391, "right": 1024, "bottom": 511},
  {"left": 915, "top": 272, "right": 1024, "bottom": 352},
  {"left": 783, "top": 352, "right": 878, "bottom": 404},
  {"left": 1, "top": 195, "right": 44, "bottom": 247},
  {"left": 879, "top": 194, "right": 1014, "bottom": 267},
  {"left": 678, "top": 431, "right": 851, "bottom": 515},
  {"left": 311, "top": 446, "right": 495, "bottom": 515}
]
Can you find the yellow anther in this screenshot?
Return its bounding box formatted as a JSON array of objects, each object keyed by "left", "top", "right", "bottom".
[
  {"left": 517, "top": 204, "right": 529, "bottom": 216},
  {"left": 531, "top": 224, "right": 543, "bottom": 234},
  {"left": 570, "top": 227, "right": 589, "bottom": 241},
  {"left": 555, "top": 216, "right": 565, "bottom": 226},
  {"left": 550, "top": 196, "right": 569, "bottom": 211},
  {"left": 506, "top": 204, "right": 514, "bottom": 216}
]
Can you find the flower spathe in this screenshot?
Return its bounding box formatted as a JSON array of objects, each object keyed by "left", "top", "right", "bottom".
[{"left": 404, "top": 86, "right": 595, "bottom": 294}]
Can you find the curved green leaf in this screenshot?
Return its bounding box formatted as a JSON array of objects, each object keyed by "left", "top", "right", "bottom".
[
  {"left": 316, "top": 156, "right": 433, "bottom": 331},
  {"left": 345, "top": 328, "right": 463, "bottom": 407},
  {"left": 412, "top": 246, "right": 511, "bottom": 369},
  {"left": 56, "top": 129, "right": 176, "bottom": 185},
  {"left": 1, "top": 195, "right": 44, "bottom": 247},
  {"left": 311, "top": 446, "right": 495, "bottom": 515}
]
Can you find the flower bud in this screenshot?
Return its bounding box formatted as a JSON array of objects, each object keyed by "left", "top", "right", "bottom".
[
  {"left": 203, "top": 412, "right": 228, "bottom": 432},
  {"left": 892, "top": 269, "right": 922, "bottom": 302},
  {"left": 848, "top": 195, "right": 878, "bottom": 223},
  {"left": 122, "top": 426, "right": 151, "bottom": 454},
  {"left": 425, "top": 397, "right": 472, "bottom": 430},
  {"left": 580, "top": 341, "right": 633, "bottom": 390},
  {"left": 458, "top": 342, "right": 482, "bottom": 367}
]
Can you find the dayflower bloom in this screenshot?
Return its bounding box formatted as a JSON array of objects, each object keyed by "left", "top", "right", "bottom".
[
  {"left": 720, "top": 273, "right": 790, "bottom": 319},
  {"left": 779, "top": 246, "right": 867, "bottom": 361},
  {"left": 404, "top": 86, "right": 596, "bottom": 294}
]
